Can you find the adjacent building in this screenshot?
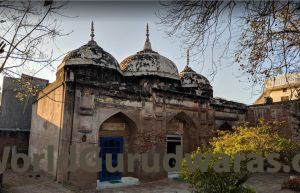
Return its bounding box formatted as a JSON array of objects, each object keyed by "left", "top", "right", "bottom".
[
  {"left": 0, "top": 74, "right": 48, "bottom": 154},
  {"left": 249, "top": 74, "right": 300, "bottom": 141},
  {"left": 254, "top": 73, "right": 300, "bottom": 105}
]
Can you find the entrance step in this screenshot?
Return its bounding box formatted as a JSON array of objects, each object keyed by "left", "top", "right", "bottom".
[
  {"left": 97, "top": 177, "right": 140, "bottom": 190},
  {"left": 168, "top": 172, "right": 180, "bottom": 179}
]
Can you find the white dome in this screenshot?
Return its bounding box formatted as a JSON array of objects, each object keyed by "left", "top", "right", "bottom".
[
  {"left": 120, "top": 24, "right": 179, "bottom": 81},
  {"left": 58, "top": 22, "right": 121, "bottom": 72},
  {"left": 120, "top": 50, "right": 179, "bottom": 80},
  {"left": 58, "top": 37, "right": 121, "bottom": 74},
  {"left": 179, "top": 66, "right": 211, "bottom": 88},
  {"left": 179, "top": 65, "right": 213, "bottom": 97},
  {"left": 58, "top": 40, "right": 121, "bottom": 73}
]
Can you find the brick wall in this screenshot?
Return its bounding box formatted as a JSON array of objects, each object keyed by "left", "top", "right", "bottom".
[{"left": 247, "top": 100, "right": 300, "bottom": 140}]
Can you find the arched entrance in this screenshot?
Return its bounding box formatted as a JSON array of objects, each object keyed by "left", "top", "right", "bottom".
[
  {"left": 98, "top": 112, "right": 137, "bottom": 182},
  {"left": 166, "top": 112, "right": 197, "bottom": 168},
  {"left": 219, "top": 122, "right": 233, "bottom": 131}
]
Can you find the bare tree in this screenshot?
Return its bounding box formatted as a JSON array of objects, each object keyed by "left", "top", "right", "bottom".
[
  {"left": 0, "top": 41, "right": 5, "bottom": 54},
  {"left": 0, "top": 0, "right": 70, "bottom": 77},
  {"left": 159, "top": 1, "right": 300, "bottom": 97}
]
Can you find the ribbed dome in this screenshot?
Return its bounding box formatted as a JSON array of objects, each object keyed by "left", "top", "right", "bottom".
[
  {"left": 58, "top": 22, "right": 121, "bottom": 73},
  {"left": 179, "top": 66, "right": 211, "bottom": 88},
  {"left": 120, "top": 24, "right": 179, "bottom": 81}
]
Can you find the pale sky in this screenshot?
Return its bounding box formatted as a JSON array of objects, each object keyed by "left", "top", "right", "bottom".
[{"left": 0, "top": 2, "right": 261, "bottom": 105}]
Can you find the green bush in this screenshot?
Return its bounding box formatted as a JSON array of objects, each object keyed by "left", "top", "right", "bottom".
[{"left": 181, "top": 121, "right": 299, "bottom": 193}]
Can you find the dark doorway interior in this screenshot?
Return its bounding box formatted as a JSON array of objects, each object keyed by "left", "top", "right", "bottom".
[
  {"left": 219, "top": 122, "right": 233, "bottom": 131},
  {"left": 166, "top": 135, "right": 182, "bottom": 168}
]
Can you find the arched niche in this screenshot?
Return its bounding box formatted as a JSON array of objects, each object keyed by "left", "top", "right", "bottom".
[
  {"left": 219, "top": 122, "right": 233, "bottom": 131},
  {"left": 166, "top": 111, "right": 197, "bottom": 154},
  {"left": 99, "top": 112, "right": 137, "bottom": 137}
]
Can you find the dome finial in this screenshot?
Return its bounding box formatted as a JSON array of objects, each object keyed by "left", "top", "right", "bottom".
[
  {"left": 90, "top": 21, "right": 95, "bottom": 41},
  {"left": 186, "top": 49, "right": 190, "bottom": 67},
  {"left": 146, "top": 23, "right": 149, "bottom": 40},
  {"left": 143, "top": 23, "right": 152, "bottom": 51}
]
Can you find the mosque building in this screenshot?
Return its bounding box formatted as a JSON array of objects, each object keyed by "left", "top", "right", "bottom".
[{"left": 28, "top": 22, "right": 247, "bottom": 188}]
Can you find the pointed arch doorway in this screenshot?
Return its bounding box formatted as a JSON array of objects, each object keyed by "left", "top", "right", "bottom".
[{"left": 98, "top": 112, "right": 137, "bottom": 182}]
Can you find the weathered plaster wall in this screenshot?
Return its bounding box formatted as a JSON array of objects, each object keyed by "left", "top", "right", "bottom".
[
  {"left": 62, "top": 84, "right": 215, "bottom": 187},
  {"left": 28, "top": 84, "right": 64, "bottom": 176}
]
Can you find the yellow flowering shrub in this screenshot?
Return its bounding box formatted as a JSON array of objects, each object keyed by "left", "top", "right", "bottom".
[{"left": 181, "top": 121, "right": 299, "bottom": 193}]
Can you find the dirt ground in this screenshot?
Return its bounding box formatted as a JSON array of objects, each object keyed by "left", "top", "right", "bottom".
[
  {"left": 246, "top": 173, "right": 297, "bottom": 193},
  {"left": 1, "top": 171, "right": 298, "bottom": 193}
]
